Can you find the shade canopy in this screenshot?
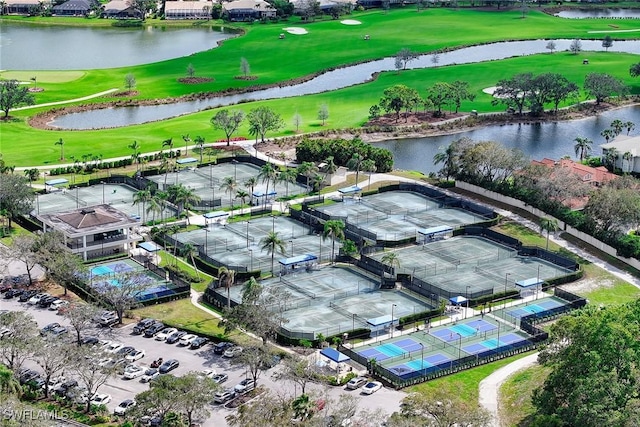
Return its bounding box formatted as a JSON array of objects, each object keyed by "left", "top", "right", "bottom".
[
  {"left": 320, "top": 347, "right": 350, "bottom": 363},
  {"left": 176, "top": 157, "right": 198, "bottom": 164},
  {"left": 367, "top": 314, "right": 396, "bottom": 327},
  {"left": 45, "top": 178, "right": 69, "bottom": 186},
  {"left": 515, "top": 278, "right": 544, "bottom": 289},
  {"left": 338, "top": 185, "right": 361, "bottom": 194},
  {"left": 417, "top": 225, "right": 453, "bottom": 236},
  {"left": 203, "top": 211, "right": 229, "bottom": 219},
  {"left": 278, "top": 253, "right": 317, "bottom": 266},
  {"left": 449, "top": 295, "right": 468, "bottom": 305},
  {"left": 253, "top": 190, "right": 277, "bottom": 197},
  {"left": 139, "top": 242, "right": 162, "bottom": 252}
]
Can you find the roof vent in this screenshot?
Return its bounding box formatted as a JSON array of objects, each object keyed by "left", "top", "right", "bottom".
[{"left": 81, "top": 208, "right": 95, "bottom": 215}]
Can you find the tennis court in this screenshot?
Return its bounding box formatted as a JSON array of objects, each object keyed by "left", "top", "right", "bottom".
[
  {"left": 492, "top": 296, "right": 571, "bottom": 324},
  {"left": 88, "top": 259, "right": 184, "bottom": 302}
]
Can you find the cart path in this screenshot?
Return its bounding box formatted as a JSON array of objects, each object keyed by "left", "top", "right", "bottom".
[{"left": 14, "top": 88, "right": 119, "bottom": 110}]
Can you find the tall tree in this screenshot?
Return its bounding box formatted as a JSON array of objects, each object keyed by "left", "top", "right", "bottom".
[
  {"left": 631, "top": 62, "right": 640, "bottom": 78},
  {"left": 2, "top": 235, "right": 39, "bottom": 286},
  {"left": 610, "top": 119, "right": 624, "bottom": 137},
  {"left": 449, "top": 80, "right": 476, "bottom": 113},
  {"left": 569, "top": 38, "right": 582, "bottom": 54},
  {"left": 194, "top": 135, "right": 206, "bottom": 164},
  {"left": 395, "top": 48, "right": 419, "bottom": 71},
  {"left": 346, "top": 153, "right": 365, "bottom": 185},
  {"left": 539, "top": 217, "right": 559, "bottom": 250},
  {"left": 68, "top": 345, "right": 118, "bottom": 413},
  {"left": 297, "top": 162, "right": 318, "bottom": 191},
  {"left": 55, "top": 138, "right": 65, "bottom": 160},
  {"left": 624, "top": 121, "right": 636, "bottom": 135},
  {"left": 23, "top": 168, "right": 39, "bottom": 187},
  {"left": 278, "top": 167, "right": 297, "bottom": 197},
  {"left": 427, "top": 82, "right": 453, "bottom": 116},
  {"left": 63, "top": 303, "right": 100, "bottom": 346},
  {"left": 380, "top": 251, "right": 401, "bottom": 285},
  {"left": 218, "top": 266, "right": 236, "bottom": 309},
  {"left": 132, "top": 189, "right": 152, "bottom": 223},
  {"left": 94, "top": 267, "right": 150, "bottom": 324},
  {"left": 545, "top": 40, "right": 556, "bottom": 53},
  {"left": 181, "top": 134, "right": 191, "bottom": 156},
  {"left": 584, "top": 73, "right": 627, "bottom": 105},
  {"left": 260, "top": 231, "right": 287, "bottom": 276},
  {"left": 258, "top": 162, "right": 278, "bottom": 209},
  {"left": 175, "top": 372, "right": 220, "bottom": 426},
  {"left": 32, "top": 336, "right": 71, "bottom": 398},
  {"left": 573, "top": 137, "right": 593, "bottom": 161},
  {"left": 0, "top": 311, "right": 38, "bottom": 372},
  {"left": 602, "top": 35, "right": 614, "bottom": 52},
  {"left": 240, "top": 57, "right": 251, "bottom": 78},
  {"left": 492, "top": 73, "right": 534, "bottom": 115},
  {"left": 244, "top": 176, "right": 258, "bottom": 206},
  {"left": 433, "top": 143, "right": 461, "bottom": 181},
  {"left": 0, "top": 79, "right": 35, "bottom": 118},
  {"left": 322, "top": 219, "right": 345, "bottom": 264},
  {"left": 247, "top": 106, "right": 284, "bottom": 143},
  {"left": 361, "top": 158, "right": 377, "bottom": 189},
  {"left": 317, "top": 104, "right": 329, "bottom": 126},
  {"left": 379, "top": 84, "right": 421, "bottom": 122},
  {"left": 220, "top": 176, "right": 238, "bottom": 215},
  {"left": 180, "top": 243, "right": 200, "bottom": 281},
  {"left": 211, "top": 109, "right": 245, "bottom": 146}
]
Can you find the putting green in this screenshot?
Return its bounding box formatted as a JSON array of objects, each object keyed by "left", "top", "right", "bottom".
[{"left": 0, "top": 70, "right": 85, "bottom": 83}]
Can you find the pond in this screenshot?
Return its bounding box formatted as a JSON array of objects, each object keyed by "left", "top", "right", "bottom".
[
  {"left": 374, "top": 105, "right": 640, "bottom": 175},
  {"left": 0, "top": 22, "right": 233, "bottom": 70},
  {"left": 47, "top": 39, "right": 640, "bottom": 130},
  {"left": 555, "top": 9, "right": 640, "bottom": 19}
]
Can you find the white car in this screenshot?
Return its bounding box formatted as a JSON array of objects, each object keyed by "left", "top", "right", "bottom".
[
  {"left": 199, "top": 369, "right": 217, "bottom": 379},
  {"left": 178, "top": 334, "right": 198, "bottom": 347},
  {"left": 223, "top": 346, "right": 243, "bottom": 358},
  {"left": 90, "top": 393, "right": 112, "bottom": 406},
  {"left": 126, "top": 349, "right": 145, "bottom": 362},
  {"left": 48, "top": 300, "right": 68, "bottom": 311},
  {"left": 114, "top": 399, "right": 136, "bottom": 416},
  {"left": 361, "top": 381, "right": 383, "bottom": 395},
  {"left": 123, "top": 364, "right": 145, "bottom": 380},
  {"left": 140, "top": 368, "right": 160, "bottom": 383},
  {"left": 155, "top": 327, "right": 178, "bottom": 341},
  {"left": 98, "top": 358, "right": 113, "bottom": 367},
  {"left": 28, "top": 293, "right": 47, "bottom": 305},
  {"left": 106, "top": 342, "right": 124, "bottom": 354}
]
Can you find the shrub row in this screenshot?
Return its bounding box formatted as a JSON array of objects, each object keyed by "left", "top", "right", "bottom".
[{"left": 295, "top": 137, "right": 393, "bottom": 173}]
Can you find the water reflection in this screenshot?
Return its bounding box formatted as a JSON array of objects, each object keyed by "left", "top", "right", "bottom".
[{"left": 555, "top": 9, "right": 640, "bottom": 19}]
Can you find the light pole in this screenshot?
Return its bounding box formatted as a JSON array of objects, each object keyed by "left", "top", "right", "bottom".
[
  {"left": 390, "top": 303, "right": 397, "bottom": 338},
  {"left": 465, "top": 285, "right": 471, "bottom": 319},
  {"left": 246, "top": 221, "right": 250, "bottom": 248},
  {"left": 248, "top": 248, "right": 253, "bottom": 271},
  {"left": 319, "top": 234, "right": 322, "bottom": 263},
  {"left": 536, "top": 264, "right": 541, "bottom": 300},
  {"left": 289, "top": 240, "right": 294, "bottom": 257},
  {"left": 352, "top": 313, "right": 356, "bottom": 333},
  {"left": 419, "top": 343, "right": 424, "bottom": 373},
  {"left": 503, "top": 273, "right": 512, "bottom": 310},
  {"left": 204, "top": 228, "right": 209, "bottom": 254},
  {"left": 101, "top": 181, "right": 105, "bottom": 204},
  {"left": 271, "top": 215, "right": 276, "bottom": 233},
  {"left": 232, "top": 159, "right": 238, "bottom": 181}
]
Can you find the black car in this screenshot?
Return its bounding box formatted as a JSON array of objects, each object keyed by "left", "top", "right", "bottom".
[
  {"left": 53, "top": 379, "right": 78, "bottom": 396},
  {"left": 132, "top": 318, "right": 156, "bottom": 335},
  {"left": 143, "top": 322, "right": 165, "bottom": 338},
  {"left": 18, "top": 290, "right": 37, "bottom": 302},
  {"left": 190, "top": 337, "right": 209, "bottom": 349},
  {"left": 158, "top": 359, "right": 179, "bottom": 374},
  {"left": 213, "top": 342, "right": 234, "bottom": 355},
  {"left": 81, "top": 336, "right": 99, "bottom": 346},
  {"left": 19, "top": 369, "right": 40, "bottom": 385},
  {"left": 49, "top": 326, "right": 69, "bottom": 337},
  {"left": 38, "top": 295, "right": 57, "bottom": 308},
  {"left": 165, "top": 330, "right": 187, "bottom": 344},
  {"left": 4, "top": 289, "right": 23, "bottom": 299},
  {"left": 116, "top": 346, "right": 135, "bottom": 357},
  {"left": 40, "top": 322, "right": 61, "bottom": 335}
]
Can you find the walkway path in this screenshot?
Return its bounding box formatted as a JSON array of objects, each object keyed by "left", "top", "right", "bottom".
[{"left": 14, "top": 88, "right": 119, "bottom": 111}]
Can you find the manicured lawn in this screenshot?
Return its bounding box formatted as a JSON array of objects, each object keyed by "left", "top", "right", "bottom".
[
  {"left": 499, "top": 364, "right": 551, "bottom": 427},
  {"left": 408, "top": 351, "right": 534, "bottom": 402},
  {"left": 2, "top": 8, "right": 640, "bottom": 166},
  {"left": 157, "top": 250, "right": 213, "bottom": 292}
]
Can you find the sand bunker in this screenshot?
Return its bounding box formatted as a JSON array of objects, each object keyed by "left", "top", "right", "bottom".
[
  {"left": 283, "top": 27, "right": 308, "bottom": 35},
  {"left": 588, "top": 28, "right": 640, "bottom": 33},
  {"left": 483, "top": 86, "right": 498, "bottom": 96},
  {"left": 341, "top": 19, "right": 362, "bottom": 25}
]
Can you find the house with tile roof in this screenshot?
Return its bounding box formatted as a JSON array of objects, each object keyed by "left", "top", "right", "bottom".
[
  {"left": 37, "top": 204, "right": 142, "bottom": 261},
  {"left": 531, "top": 158, "right": 617, "bottom": 187}
]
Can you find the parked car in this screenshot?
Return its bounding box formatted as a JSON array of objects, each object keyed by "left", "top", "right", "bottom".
[
  {"left": 4, "top": 288, "right": 23, "bottom": 299},
  {"left": 123, "top": 364, "right": 146, "bottom": 380},
  {"left": 0, "top": 282, "right": 12, "bottom": 293},
  {"left": 361, "top": 381, "right": 383, "bottom": 395},
  {"left": 116, "top": 346, "right": 136, "bottom": 357},
  {"left": 213, "top": 389, "right": 236, "bottom": 404},
  {"left": 158, "top": 359, "right": 179, "bottom": 374},
  {"left": 165, "top": 330, "right": 187, "bottom": 344},
  {"left": 125, "top": 349, "right": 145, "bottom": 362},
  {"left": 28, "top": 293, "right": 48, "bottom": 305},
  {"left": 223, "top": 346, "right": 243, "bottom": 358},
  {"left": 140, "top": 368, "right": 160, "bottom": 383},
  {"left": 49, "top": 300, "right": 69, "bottom": 311},
  {"left": 49, "top": 326, "right": 68, "bottom": 337},
  {"left": 98, "top": 312, "right": 119, "bottom": 327},
  {"left": 199, "top": 369, "right": 217, "bottom": 379},
  {"left": 105, "top": 342, "right": 124, "bottom": 354},
  {"left": 38, "top": 295, "right": 58, "bottom": 308},
  {"left": 190, "top": 337, "right": 209, "bottom": 349},
  {"left": 213, "top": 342, "right": 234, "bottom": 355},
  {"left": 114, "top": 399, "right": 136, "bottom": 416},
  {"left": 18, "top": 290, "right": 37, "bottom": 302},
  {"left": 53, "top": 379, "right": 78, "bottom": 396},
  {"left": 212, "top": 373, "right": 228, "bottom": 384},
  {"left": 143, "top": 322, "right": 165, "bottom": 338},
  {"left": 234, "top": 378, "right": 255, "bottom": 394},
  {"left": 19, "top": 369, "right": 40, "bottom": 385},
  {"left": 0, "top": 327, "right": 14, "bottom": 339},
  {"left": 80, "top": 336, "right": 100, "bottom": 346},
  {"left": 346, "top": 377, "right": 368, "bottom": 390},
  {"left": 90, "top": 393, "right": 112, "bottom": 406},
  {"left": 132, "top": 318, "right": 156, "bottom": 335},
  {"left": 154, "top": 327, "right": 177, "bottom": 341},
  {"left": 178, "top": 334, "right": 198, "bottom": 347},
  {"left": 40, "top": 322, "right": 60, "bottom": 335}
]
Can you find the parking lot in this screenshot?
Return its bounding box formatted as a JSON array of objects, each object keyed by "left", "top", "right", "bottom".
[{"left": 3, "top": 296, "right": 407, "bottom": 426}]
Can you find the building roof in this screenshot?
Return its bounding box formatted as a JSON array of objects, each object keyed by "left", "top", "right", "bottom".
[
  {"left": 37, "top": 204, "right": 141, "bottom": 237},
  {"left": 222, "top": 0, "right": 274, "bottom": 12},
  {"left": 165, "top": 0, "right": 212, "bottom": 11},
  {"left": 103, "top": 0, "right": 130, "bottom": 12},
  {"left": 4, "top": 0, "right": 50, "bottom": 5},
  {"left": 601, "top": 135, "right": 640, "bottom": 156},
  {"left": 531, "top": 158, "right": 617, "bottom": 184},
  {"left": 52, "top": 0, "right": 92, "bottom": 10}
]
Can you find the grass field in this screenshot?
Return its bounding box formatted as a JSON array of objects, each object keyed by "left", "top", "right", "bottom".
[
  {"left": 1, "top": 8, "right": 639, "bottom": 166},
  {"left": 499, "top": 364, "right": 551, "bottom": 426}
]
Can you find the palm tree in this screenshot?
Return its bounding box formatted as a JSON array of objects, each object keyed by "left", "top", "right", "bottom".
[
  {"left": 322, "top": 156, "right": 338, "bottom": 183},
  {"left": 610, "top": 119, "right": 624, "bottom": 137},
  {"left": 0, "top": 365, "right": 21, "bottom": 397},
  {"left": 244, "top": 177, "right": 258, "bottom": 206},
  {"left": 604, "top": 150, "right": 618, "bottom": 171},
  {"left": 278, "top": 167, "right": 297, "bottom": 197},
  {"left": 622, "top": 151, "right": 633, "bottom": 173},
  {"left": 346, "top": 153, "right": 365, "bottom": 185},
  {"left": 218, "top": 266, "right": 236, "bottom": 309},
  {"left": 194, "top": 136, "right": 206, "bottom": 164},
  {"left": 292, "top": 394, "right": 315, "bottom": 422},
  {"left": 132, "top": 189, "right": 152, "bottom": 223},
  {"left": 164, "top": 223, "right": 182, "bottom": 260},
  {"left": 624, "top": 121, "right": 636, "bottom": 135},
  {"left": 433, "top": 144, "right": 460, "bottom": 180},
  {"left": 573, "top": 137, "right": 593, "bottom": 162},
  {"left": 181, "top": 134, "right": 191, "bottom": 156},
  {"left": 54, "top": 138, "right": 64, "bottom": 160},
  {"left": 181, "top": 243, "right": 200, "bottom": 280},
  {"left": 23, "top": 168, "right": 39, "bottom": 187},
  {"left": 601, "top": 128, "right": 615, "bottom": 143},
  {"left": 540, "top": 217, "right": 559, "bottom": 250},
  {"left": 220, "top": 176, "right": 238, "bottom": 216},
  {"left": 167, "top": 184, "right": 201, "bottom": 224},
  {"left": 380, "top": 251, "right": 401, "bottom": 286},
  {"left": 145, "top": 196, "right": 162, "bottom": 224},
  {"left": 258, "top": 162, "right": 278, "bottom": 209},
  {"left": 260, "top": 231, "right": 287, "bottom": 276},
  {"left": 297, "top": 162, "right": 318, "bottom": 191},
  {"left": 361, "top": 159, "right": 377, "bottom": 189},
  {"left": 236, "top": 189, "right": 249, "bottom": 207},
  {"left": 310, "top": 173, "right": 324, "bottom": 193},
  {"left": 323, "top": 220, "right": 345, "bottom": 264},
  {"left": 129, "top": 140, "right": 141, "bottom": 171}
]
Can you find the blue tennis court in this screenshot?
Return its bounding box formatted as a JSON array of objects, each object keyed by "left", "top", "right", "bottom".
[
  {"left": 90, "top": 260, "right": 140, "bottom": 277},
  {"left": 506, "top": 299, "right": 565, "bottom": 319},
  {"left": 462, "top": 333, "right": 529, "bottom": 355},
  {"left": 357, "top": 338, "right": 426, "bottom": 362},
  {"left": 389, "top": 353, "right": 452, "bottom": 376},
  {"left": 430, "top": 319, "right": 498, "bottom": 342}
]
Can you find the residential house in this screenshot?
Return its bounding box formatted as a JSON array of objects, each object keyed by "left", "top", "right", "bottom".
[
  {"left": 164, "top": 0, "right": 212, "bottom": 20},
  {"left": 601, "top": 135, "right": 640, "bottom": 174},
  {"left": 52, "top": 0, "right": 94, "bottom": 16},
  {"left": 37, "top": 204, "right": 142, "bottom": 261},
  {"left": 222, "top": 0, "right": 275, "bottom": 21},
  {"left": 102, "top": 0, "right": 141, "bottom": 18},
  {"left": 2, "top": 0, "right": 51, "bottom": 15}
]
